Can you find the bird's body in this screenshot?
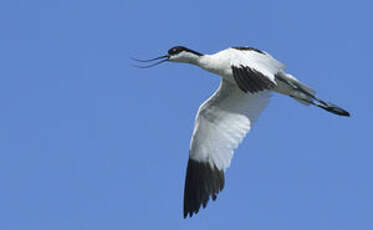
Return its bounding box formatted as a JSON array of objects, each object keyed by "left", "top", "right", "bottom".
[
  {"left": 169, "top": 47, "right": 318, "bottom": 104},
  {"left": 134, "top": 46, "right": 350, "bottom": 218}
]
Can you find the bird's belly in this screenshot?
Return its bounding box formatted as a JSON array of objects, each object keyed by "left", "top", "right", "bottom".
[
  {"left": 221, "top": 71, "right": 235, "bottom": 81},
  {"left": 204, "top": 66, "right": 234, "bottom": 80}
]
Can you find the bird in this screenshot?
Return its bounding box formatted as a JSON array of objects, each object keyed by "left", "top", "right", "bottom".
[{"left": 133, "top": 45, "right": 350, "bottom": 218}]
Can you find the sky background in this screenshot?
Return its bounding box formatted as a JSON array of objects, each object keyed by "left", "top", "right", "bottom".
[{"left": 1, "top": 0, "right": 372, "bottom": 229}]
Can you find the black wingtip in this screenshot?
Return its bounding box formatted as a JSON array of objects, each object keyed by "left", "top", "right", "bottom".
[
  {"left": 319, "top": 103, "right": 350, "bottom": 117},
  {"left": 183, "top": 159, "right": 225, "bottom": 218}
]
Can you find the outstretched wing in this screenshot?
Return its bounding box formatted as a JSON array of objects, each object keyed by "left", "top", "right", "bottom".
[
  {"left": 184, "top": 80, "right": 272, "bottom": 218},
  {"left": 230, "top": 47, "right": 285, "bottom": 93}
]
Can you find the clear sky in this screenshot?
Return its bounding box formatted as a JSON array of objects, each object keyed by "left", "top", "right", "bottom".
[{"left": 1, "top": 0, "right": 372, "bottom": 229}]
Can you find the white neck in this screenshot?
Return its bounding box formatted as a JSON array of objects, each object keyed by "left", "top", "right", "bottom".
[
  {"left": 195, "top": 55, "right": 210, "bottom": 68},
  {"left": 172, "top": 52, "right": 223, "bottom": 76},
  {"left": 196, "top": 55, "right": 221, "bottom": 75}
]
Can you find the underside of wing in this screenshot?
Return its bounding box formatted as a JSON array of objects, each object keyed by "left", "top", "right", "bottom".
[{"left": 184, "top": 80, "right": 271, "bottom": 218}]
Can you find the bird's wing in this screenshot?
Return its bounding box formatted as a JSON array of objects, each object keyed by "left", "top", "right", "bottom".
[
  {"left": 184, "top": 80, "right": 272, "bottom": 218},
  {"left": 230, "top": 47, "right": 285, "bottom": 93}
]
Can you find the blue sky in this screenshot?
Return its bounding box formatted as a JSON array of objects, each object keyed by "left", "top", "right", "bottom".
[{"left": 1, "top": 0, "right": 372, "bottom": 229}]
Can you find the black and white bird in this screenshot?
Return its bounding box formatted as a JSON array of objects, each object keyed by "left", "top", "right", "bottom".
[{"left": 134, "top": 46, "right": 350, "bottom": 218}]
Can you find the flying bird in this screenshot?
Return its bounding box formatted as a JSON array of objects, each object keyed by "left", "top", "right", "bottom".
[{"left": 133, "top": 46, "right": 350, "bottom": 218}]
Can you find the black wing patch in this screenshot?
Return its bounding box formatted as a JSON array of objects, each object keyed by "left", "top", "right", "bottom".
[
  {"left": 184, "top": 159, "right": 225, "bottom": 218},
  {"left": 232, "top": 46, "right": 265, "bottom": 54},
  {"left": 232, "top": 65, "right": 276, "bottom": 93}
]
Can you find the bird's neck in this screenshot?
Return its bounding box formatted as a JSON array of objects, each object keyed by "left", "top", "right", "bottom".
[
  {"left": 194, "top": 54, "right": 210, "bottom": 68},
  {"left": 195, "top": 55, "right": 221, "bottom": 75}
]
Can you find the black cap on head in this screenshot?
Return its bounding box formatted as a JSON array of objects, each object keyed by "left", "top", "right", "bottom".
[
  {"left": 168, "top": 46, "right": 203, "bottom": 56},
  {"left": 168, "top": 46, "right": 187, "bottom": 55}
]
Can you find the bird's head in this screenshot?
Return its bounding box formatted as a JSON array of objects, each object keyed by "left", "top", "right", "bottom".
[
  {"left": 132, "top": 46, "right": 203, "bottom": 68},
  {"left": 167, "top": 46, "right": 203, "bottom": 63}
]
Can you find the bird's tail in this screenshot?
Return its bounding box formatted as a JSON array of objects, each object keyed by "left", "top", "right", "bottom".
[{"left": 275, "top": 73, "right": 350, "bottom": 117}]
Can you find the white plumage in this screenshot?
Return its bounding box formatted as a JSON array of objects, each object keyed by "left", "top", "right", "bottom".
[
  {"left": 189, "top": 80, "right": 270, "bottom": 171},
  {"left": 134, "top": 45, "right": 350, "bottom": 218},
  {"left": 187, "top": 47, "right": 285, "bottom": 173}
]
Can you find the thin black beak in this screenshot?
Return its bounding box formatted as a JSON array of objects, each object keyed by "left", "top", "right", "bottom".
[{"left": 131, "top": 55, "right": 169, "bottom": 68}]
